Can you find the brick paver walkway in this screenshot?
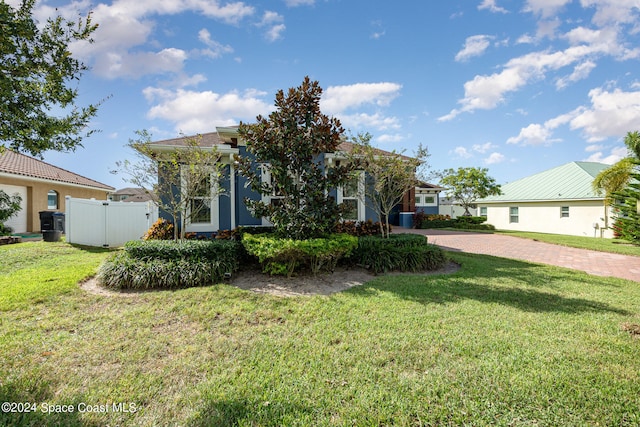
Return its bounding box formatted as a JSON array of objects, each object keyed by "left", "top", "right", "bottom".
[{"left": 402, "top": 228, "right": 640, "bottom": 283}]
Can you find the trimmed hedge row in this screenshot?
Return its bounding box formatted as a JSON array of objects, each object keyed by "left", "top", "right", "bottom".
[
  {"left": 97, "top": 240, "right": 241, "bottom": 290},
  {"left": 415, "top": 215, "right": 495, "bottom": 231},
  {"left": 97, "top": 232, "right": 448, "bottom": 289},
  {"left": 242, "top": 233, "right": 358, "bottom": 277},
  {"left": 350, "top": 233, "right": 447, "bottom": 274}
]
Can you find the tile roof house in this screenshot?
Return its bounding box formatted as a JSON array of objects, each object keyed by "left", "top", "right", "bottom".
[
  {"left": 0, "top": 150, "right": 114, "bottom": 233},
  {"left": 109, "top": 187, "right": 155, "bottom": 203},
  {"left": 145, "top": 126, "right": 425, "bottom": 234},
  {"left": 477, "top": 161, "right": 613, "bottom": 238}
]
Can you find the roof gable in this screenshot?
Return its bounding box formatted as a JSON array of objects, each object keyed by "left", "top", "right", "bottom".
[
  {"left": 480, "top": 161, "right": 608, "bottom": 202},
  {"left": 0, "top": 150, "right": 114, "bottom": 191}
]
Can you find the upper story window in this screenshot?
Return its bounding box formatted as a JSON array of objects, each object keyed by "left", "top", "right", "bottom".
[{"left": 47, "top": 190, "right": 58, "bottom": 209}]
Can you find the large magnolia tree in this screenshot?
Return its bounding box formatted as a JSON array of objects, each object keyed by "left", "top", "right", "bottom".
[
  {"left": 1, "top": 0, "right": 101, "bottom": 156},
  {"left": 236, "top": 77, "right": 353, "bottom": 240}
]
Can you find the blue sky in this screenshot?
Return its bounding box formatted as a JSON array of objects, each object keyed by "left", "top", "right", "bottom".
[{"left": 13, "top": 0, "right": 640, "bottom": 191}]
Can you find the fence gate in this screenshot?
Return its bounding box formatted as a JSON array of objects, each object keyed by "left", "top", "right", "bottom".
[{"left": 65, "top": 197, "right": 159, "bottom": 248}]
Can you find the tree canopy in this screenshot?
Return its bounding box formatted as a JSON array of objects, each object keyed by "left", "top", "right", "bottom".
[
  {"left": 597, "top": 131, "right": 640, "bottom": 243},
  {"left": 438, "top": 167, "right": 501, "bottom": 215},
  {"left": 237, "top": 76, "right": 352, "bottom": 239},
  {"left": 114, "top": 130, "right": 225, "bottom": 241},
  {"left": 0, "top": 0, "right": 100, "bottom": 156},
  {"left": 348, "top": 132, "right": 429, "bottom": 238}
]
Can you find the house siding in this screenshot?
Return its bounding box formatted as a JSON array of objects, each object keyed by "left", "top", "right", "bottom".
[{"left": 481, "top": 200, "right": 613, "bottom": 238}]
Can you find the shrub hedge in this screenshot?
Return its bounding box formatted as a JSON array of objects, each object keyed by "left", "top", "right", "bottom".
[
  {"left": 242, "top": 233, "right": 358, "bottom": 277},
  {"left": 415, "top": 214, "right": 495, "bottom": 231},
  {"left": 97, "top": 239, "right": 241, "bottom": 290},
  {"left": 350, "top": 233, "right": 447, "bottom": 274}
]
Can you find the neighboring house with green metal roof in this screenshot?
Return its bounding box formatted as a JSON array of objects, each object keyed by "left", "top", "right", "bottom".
[{"left": 477, "top": 161, "right": 613, "bottom": 238}]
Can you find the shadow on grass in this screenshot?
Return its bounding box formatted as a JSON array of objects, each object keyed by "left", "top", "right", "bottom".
[
  {"left": 188, "top": 398, "right": 314, "bottom": 427},
  {"left": 349, "top": 253, "right": 630, "bottom": 315}
]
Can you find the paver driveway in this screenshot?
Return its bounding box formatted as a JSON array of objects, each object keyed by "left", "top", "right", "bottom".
[{"left": 403, "top": 228, "right": 640, "bottom": 283}]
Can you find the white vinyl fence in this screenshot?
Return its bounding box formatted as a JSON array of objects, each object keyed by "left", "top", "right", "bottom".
[{"left": 65, "top": 197, "right": 159, "bottom": 248}]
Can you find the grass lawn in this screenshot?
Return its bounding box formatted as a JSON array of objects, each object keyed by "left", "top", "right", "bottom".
[
  {"left": 1, "top": 242, "right": 640, "bottom": 426},
  {"left": 495, "top": 230, "right": 640, "bottom": 257}
]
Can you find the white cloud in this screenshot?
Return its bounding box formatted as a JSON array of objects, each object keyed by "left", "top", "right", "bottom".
[
  {"left": 581, "top": 0, "right": 640, "bottom": 26},
  {"left": 569, "top": 87, "right": 640, "bottom": 142},
  {"left": 320, "top": 82, "right": 403, "bottom": 132},
  {"left": 473, "top": 142, "right": 498, "bottom": 153},
  {"left": 93, "top": 48, "right": 188, "bottom": 79},
  {"left": 197, "top": 29, "right": 234, "bottom": 58},
  {"left": 485, "top": 152, "right": 506, "bottom": 164},
  {"left": 556, "top": 60, "right": 597, "bottom": 89},
  {"left": 524, "top": 0, "right": 572, "bottom": 19},
  {"left": 508, "top": 86, "right": 640, "bottom": 147},
  {"left": 377, "top": 134, "right": 404, "bottom": 144},
  {"left": 452, "top": 147, "right": 472, "bottom": 158},
  {"left": 39, "top": 0, "right": 255, "bottom": 80},
  {"left": 455, "top": 35, "right": 494, "bottom": 62},
  {"left": 583, "top": 146, "right": 628, "bottom": 164},
  {"left": 321, "top": 82, "right": 402, "bottom": 114},
  {"left": 284, "top": 0, "right": 314, "bottom": 6},
  {"left": 507, "top": 109, "right": 577, "bottom": 146},
  {"left": 478, "top": 0, "right": 508, "bottom": 13},
  {"left": 257, "top": 11, "right": 286, "bottom": 41},
  {"left": 507, "top": 123, "right": 552, "bottom": 146},
  {"left": 338, "top": 113, "right": 401, "bottom": 132},
  {"left": 439, "top": 29, "right": 623, "bottom": 121},
  {"left": 143, "top": 87, "right": 273, "bottom": 134}
]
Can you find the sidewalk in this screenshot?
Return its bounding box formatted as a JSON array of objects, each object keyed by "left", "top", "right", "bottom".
[{"left": 402, "top": 228, "right": 640, "bottom": 283}]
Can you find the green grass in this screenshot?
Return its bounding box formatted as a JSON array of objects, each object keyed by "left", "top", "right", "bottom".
[
  {"left": 1, "top": 242, "right": 640, "bottom": 426},
  {"left": 496, "top": 230, "right": 640, "bottom": 257}
]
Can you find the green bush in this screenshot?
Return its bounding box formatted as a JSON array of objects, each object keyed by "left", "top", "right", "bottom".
[
  {"left": 97, "top": 239, "right": 241, "bottom": 290},
  {"left": 455, "top": 216, "right": 487, "bottom": 225},
  {"left": 455, "top": 222, "right": 496, "bottom": 231},
  {"left": 242, "top": 233, "right": 358, "bottom": 276},
  {"left": 350, "top": 233, "right": 447, "bottom": 274},
  {"left": 334, "top": 220, "right": 390, "bottom": 236}
]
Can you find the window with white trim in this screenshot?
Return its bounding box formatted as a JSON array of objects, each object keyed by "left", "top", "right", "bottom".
[
  {"left": 480, "top": 207, "right": 487, "bottom": 216},
  {"left": 338, "top": 171, "right": 365, "bottom": 221},
  {"left": 509, "top": 207, "right": 519, "bottom": 223},
  {"left": 182, "top": 166, "right": 220, "bottom": 231},
  {"left": 47, "top": 190, "right": 58, "bottom": 209},
  {"left": 560, "top": 206, "right": 569, "bottom": 218}
]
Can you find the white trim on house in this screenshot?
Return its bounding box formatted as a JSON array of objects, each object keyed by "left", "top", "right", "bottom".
[
  {"left": 181, "top": 165, "right": 222, "bottom": 233},
  {"left": 337, "top": 170, "right": 366, "bottom": 221}
]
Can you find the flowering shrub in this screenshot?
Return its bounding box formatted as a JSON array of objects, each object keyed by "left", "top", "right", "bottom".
[{"left": 143, "top": 218, "right": 174, "bottom": 240}]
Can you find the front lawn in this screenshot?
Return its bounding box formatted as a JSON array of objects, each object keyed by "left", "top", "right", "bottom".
[{"left": 1, "top": 242, "right": 639, "bottom": 426}]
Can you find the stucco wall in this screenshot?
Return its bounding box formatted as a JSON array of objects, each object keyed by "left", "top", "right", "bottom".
[
  {"left": 0, "top": 175, "right": 110, "bottom": 232},
  {"left": 481, "top": 200, "right": 613, "bottom": 238}
]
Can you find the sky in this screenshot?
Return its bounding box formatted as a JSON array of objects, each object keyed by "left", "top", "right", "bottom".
[{"left": 10, "top": 0, "right": 640, "bottom": 191}]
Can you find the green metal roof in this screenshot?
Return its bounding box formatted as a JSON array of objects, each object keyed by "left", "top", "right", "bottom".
[{"left": 479, "top": 161, "right": 609, "bottom": 203}]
